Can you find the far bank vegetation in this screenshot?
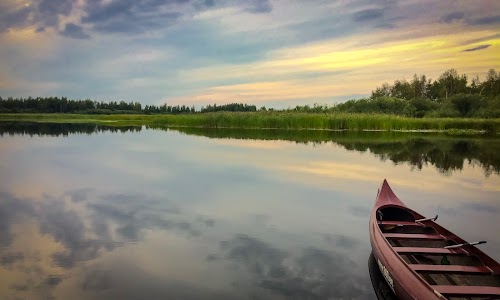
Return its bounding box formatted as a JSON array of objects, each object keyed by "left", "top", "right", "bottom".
[{"left": 0, "top": 68, "right": 499, "bottom": 118}]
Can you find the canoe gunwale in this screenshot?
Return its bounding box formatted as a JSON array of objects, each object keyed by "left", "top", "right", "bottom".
[{"left": 369, "top": 179, "right": 500, "bottom": 299}]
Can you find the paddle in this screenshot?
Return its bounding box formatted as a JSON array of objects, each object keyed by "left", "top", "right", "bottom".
[
  {"left": 415, "top": 215, "right": 438, "bottom": 222},
  {"left": 444, "top": 241, "right": 487, "bottom": 249}
]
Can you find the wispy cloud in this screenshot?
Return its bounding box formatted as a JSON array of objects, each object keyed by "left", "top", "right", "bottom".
[
  {"left": 60, "top": 23, "right": 89, "bottom": 39},
  {"left": 81, "top": 0, "right": 183, "bottom": 34},
  {"left": 468, "top": 15, "right": 500, "bottom": 26},
  {"left": 462, "top": 44, "right": 491, "bottom": 52},
  {"left": 353, "top": 8, "right": 384, "bottom": 22},
  {"left": 440, "top": 12, "right": 464, "bottom": 23},
  {"left": 0, "top": 0, "right": 499, "bottom": 106}
]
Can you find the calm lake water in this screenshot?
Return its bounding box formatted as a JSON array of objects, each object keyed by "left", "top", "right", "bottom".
[{"left": 0, "top": 122, "right": 499, "bottom": 300}]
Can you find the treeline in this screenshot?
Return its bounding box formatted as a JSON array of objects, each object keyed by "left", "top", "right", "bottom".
[
  {"left": 201, "top": 103, "right": 256, "bottom": 112},
  {"left": 0, "top": 96, "right": 260, "bottom": 115},
  {"left": 0, "top": 97, "right": 200, "bottom": 114},
  {"left": 1, "top": 68, "right": 499, "bottom": 118},
  {"left": 332, "top": 68, "right": 500, "bottom": 118}
]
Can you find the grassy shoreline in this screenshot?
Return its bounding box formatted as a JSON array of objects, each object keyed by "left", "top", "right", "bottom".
[{"left": 1, "top": 112, "right": 499, "bottom": 134}]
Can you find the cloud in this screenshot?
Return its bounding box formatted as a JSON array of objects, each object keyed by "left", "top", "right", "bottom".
[
  {"left": 468, "top": 15, "right": 500, "bottom": 25},
  {"left": 37, "top": 0, "right": 74, "bottom": 26},
  {"left": 0, "top": 188, "right": 219, "bottom": 300},
  {"left": 0, "top": 0, "right": 76, "bottom": 33},
  {"left": 1, "top": 251, "right": 25, "bottom": 266},
  {"left": 461, "top": 203, "right": 499, "bottom": 213},
  {"left": 199, "top": 0, "right": 216, "bottom": 8},
  {"left": 2, "top": 0, "right": 500, "bottom": 106},
  {"left": 37, "top": 198, "right": 121, "bottom": 269},
  {"left": 349, "top": 205, "right": 371, "bottom": 218},
  {"left": 197, "top": 216, "right": 216, "bottom": 227},
  {"left": 0, "top": 0, "right": 184, "bottom": 36},
  {"left": 60, "top": 23, "right": 90, "bottom": 39},
  {"left": 352, "top": 8, "right": 384, "bottom": 22},
  {"left": 0, "top": 191, "right": 119, "bottom": 295},
  {"left": 0, "top": 2, "right": 35, "bottom": 32},
  {"left": 65, "top": 188, "right": 93, "bottom": 203},
  {"left": 81, "top": 268, "right": 113, "bottom": 291},
  {"left": 322, "top": 234, "right": 360, "bottom": 249},
  {"left": 0, "top": 0, "right": 271, "bottom": 41},
  {"left": 440, "top": 12, "right": 464, "bottom": 23},
  {"left": 37, "top": 0, "right": 73, "bottom": 17},
  {"left": 0, "top": 189, "right": 201, "bottom": 277},
  {"left": 244, "top": 0, "right": 272, "bottom": 14},
  {"left": 375, "top": 23, "right": 396, "bottom": 29},
  {"left": 82, "top": 0, "right": 184, "bottom": 34},
  {"left": 39, "top": 200, "right": 86, "bottom": 251},
  {"left": 81, "top": 0, "right": 187, "bottom": 24},
  {"left": 10, "top": 283, "right": 30, "bottom": 292},
  {"left": 88, "top": 193, "right": 202, "bottom": 240},
  {"left": 164, "top": 20, "right": 273, "bottom": 65},
  {"left": 75, "top": 264, "right": 239, "bottom": 300},
  {"left": 460, "top": 33, "right": 500, "bottom": 46},
  {"left": 218, "top": 234, "right": 368, "bottom": 299},
  {"left": 45, "top": 275, "right": 64, "bottom": 286},
  {"left": 462, "top": 44, "right": 491, "bottom": 52},
  {"left": 205, "top": 254, "right": 218, "bottom": 261},
  {"left": 0, "top": 192, "right": 35, "bottom": 246},
  {"left": 220, "top": 234, "right": 288, "bottom": 277}
]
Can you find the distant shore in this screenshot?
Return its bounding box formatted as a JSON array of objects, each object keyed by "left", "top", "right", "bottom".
[{"left": 1, "top": 113, "right": 499, "bottom": 134}]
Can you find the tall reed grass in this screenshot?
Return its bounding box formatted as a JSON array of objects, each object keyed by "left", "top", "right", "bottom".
[{"left": 1, "top": 112, "right": 499, "bottom": 133}]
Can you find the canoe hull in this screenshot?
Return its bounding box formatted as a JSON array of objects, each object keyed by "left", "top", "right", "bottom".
[
  {"left": 369, "top": 179, "right": 500, "bottom": 299},
  {"left": 369, "top": 180, "right": 447, "bottom": 299},
  {"left": 370, "top": 210, "right": 442, "bottom": 300}
]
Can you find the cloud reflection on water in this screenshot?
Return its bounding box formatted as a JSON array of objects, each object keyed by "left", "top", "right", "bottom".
[
  {"left": 215, "top": 234, "right": 370, "bottom": 299},
  {"left": 0, "top": 189, "right": 223, "bottom": 298},
  {"left": 0, "top": 124, "right": 499, "bottom": 299}
]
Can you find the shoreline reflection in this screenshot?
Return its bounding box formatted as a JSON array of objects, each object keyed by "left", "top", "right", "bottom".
[{"left": 1, "top": 121, "right": 499, "bottom": 175}]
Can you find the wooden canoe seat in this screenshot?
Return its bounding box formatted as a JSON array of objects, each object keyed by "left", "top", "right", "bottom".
[
  {"left": 410, "top": 264, "right": 492, "bottom": 274},
  {"left": 395, "top": 247, "right": 463, "bottom": 255},
  {"left": 383, "top": 233, "right": 444, "bottom": 240},
  {"left": 377, "top": 221, "right": 424, "bottom": 227},
  {"left": 432, "top": 285, "right": 500, "bottom": 296}
]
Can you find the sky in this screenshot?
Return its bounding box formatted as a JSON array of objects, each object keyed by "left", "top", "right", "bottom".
[{"left": 0, "top": 0, "right": 499, "bottom": 108}]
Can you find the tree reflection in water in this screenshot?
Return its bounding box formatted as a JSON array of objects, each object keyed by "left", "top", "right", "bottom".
[{"left": 1, "top": 121, "right": 498, "bottom": 176}]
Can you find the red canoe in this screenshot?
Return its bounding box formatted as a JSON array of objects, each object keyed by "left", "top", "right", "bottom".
[{"left": 369, "top": 179, "right": 500, "bottom": 299}]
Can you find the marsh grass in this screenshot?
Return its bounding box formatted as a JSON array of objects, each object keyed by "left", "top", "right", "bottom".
[{"left": 1, "top": 112, "right": 499, "bottom": 133}]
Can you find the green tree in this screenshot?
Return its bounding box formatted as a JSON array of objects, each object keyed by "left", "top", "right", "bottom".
[
  {"left": 390, "top": 79, "right": 413, "bottom": 100},
  {"left": 371, "top": 82, "right": 391, "bottom": 98},
  {"left": 449, "top": 94, "right": 484, "bottom": 117},
  {"left": 435, "top": 69, "right": 468, "bottom": 98}
]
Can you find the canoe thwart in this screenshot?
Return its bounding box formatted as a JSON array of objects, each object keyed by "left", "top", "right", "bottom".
[
  {"left": 377, "top": 221, "right": 425, "bottom": 227},
  {"left": 383, "top": 233, "right": 445, "bottom": 240},
  {"left": 410, "top": 264, "right": 492, "bottom": 274},
  {"left": 432, "top": 285, "right": 500, "bottom": 296},
  {"left": 394, "top": 247, "right": 462, "bottom": 255}
]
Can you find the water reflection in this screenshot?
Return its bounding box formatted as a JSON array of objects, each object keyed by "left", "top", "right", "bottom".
[
  {"left": 0, "top": 121, "right": 141, "bottom": 136},
  {"left": 368, "top": 252, "right": 399, "bottom": 300},
  {"left": 0, "top": 190, "right": 372, "bottom": 299},
  {"left": 168, "top": 127, "right": 500, "bottom": 176},
  {"left": 1, "top": 121, "right": 499, "bottom": 175},
  {"left": 215, "top": 234, "right": 368, "bottom": 299},
  {"left": 0, "top": 121, "right": 499, "bottom": 299}
]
